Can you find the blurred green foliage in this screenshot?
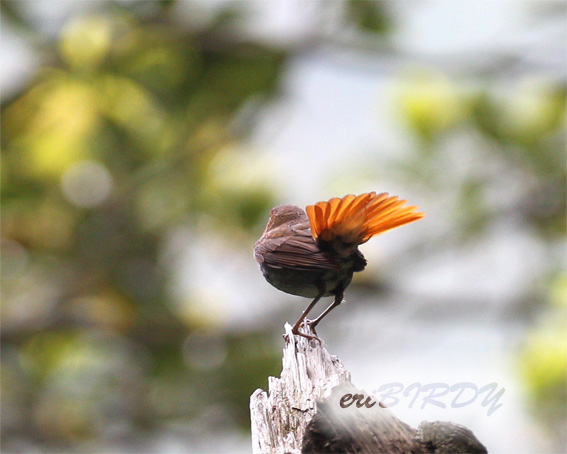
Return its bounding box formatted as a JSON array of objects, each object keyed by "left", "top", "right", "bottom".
[
  {"left": 395, "top": 68, "right": 566, "bottom": 447},
  {"left": 1, "top": 2, "right": 402, "bottom": 451},
  {"left": 395, "top": 69, "right": 566, "bottom": 238},
  {"left": 346, "top": 0, "right": 392, "bottom": 35},
  {"left": 2, "top": 1, "right": 287, "bottom": 449},
  {"left": 519, "top": 274, "right": 567, "bottom": 437}
]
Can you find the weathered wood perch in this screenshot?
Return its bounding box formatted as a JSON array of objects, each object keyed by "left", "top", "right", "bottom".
[{"left": 250, "top": 324, "right": 487, "bottom": 454}]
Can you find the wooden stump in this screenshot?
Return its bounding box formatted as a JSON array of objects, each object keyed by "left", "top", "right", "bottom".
[{"left": 250, "top": 324, "right": 487, "bottom": 454}]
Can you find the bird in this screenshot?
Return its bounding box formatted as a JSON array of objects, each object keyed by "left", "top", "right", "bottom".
[{"left": 254, "top": 192, "right": 424, "bottom": 341}]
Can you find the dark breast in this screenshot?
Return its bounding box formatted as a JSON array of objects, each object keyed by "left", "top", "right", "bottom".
[{"left": 258, "top": 260, "right": 356, "bottom": 298}]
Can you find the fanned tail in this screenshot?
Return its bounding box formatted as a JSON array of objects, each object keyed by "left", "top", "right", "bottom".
[{"left": 306, "top": 192, "right": 424, "bottom": 251}]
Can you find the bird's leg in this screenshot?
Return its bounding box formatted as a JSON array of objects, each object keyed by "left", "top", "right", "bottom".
[
  {"left": 291, "top": 292, "right": 323, "bottom": 342},
  {"left": 307, "top": 291, "right": 344, "bottom": 331}
]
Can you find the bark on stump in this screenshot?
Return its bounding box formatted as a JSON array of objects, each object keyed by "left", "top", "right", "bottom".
[{"left": 250, "top": 323, "right": 487, "bottom": 454}]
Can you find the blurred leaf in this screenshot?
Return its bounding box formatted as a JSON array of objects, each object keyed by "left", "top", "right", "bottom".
[
  {"left": 396, "top": 70, "right": 467, "bottom": 144},
  {"left": 345, "top": 0, "right": 392, "bottom": 35},
  {"left": 60, "top": 15, "right": 112, "bottom": 71},
  {"left": 220, "top": 332, "right": 280, "bottom": 429},
  {"left": 0, "top": 0, "right": 34, "bottom": 32},
  {"left": 519, "top": 281, "right": 567, "bottom": 431},
  {"left": 455, "top": 179, "right": 489, "bottom": 236},
  {"left": 502, "top": 79, "right": 566, "bottom": 148},
  {"left": 199, "top": 146, "right": 277, "bottom": 233}
]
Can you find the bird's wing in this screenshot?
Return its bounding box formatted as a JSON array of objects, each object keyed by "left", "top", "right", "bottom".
[{"left": 254, "top": 223, "right": 339, "bottom": 271}]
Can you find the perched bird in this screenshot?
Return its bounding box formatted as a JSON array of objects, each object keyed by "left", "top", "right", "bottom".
[{"left": 254, "top": 192, "right": 424, "bottom": 341}]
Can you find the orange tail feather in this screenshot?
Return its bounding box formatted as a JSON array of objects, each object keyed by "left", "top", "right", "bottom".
[{"left": 306, "top": 192, "right": 424, "bottom": 248}]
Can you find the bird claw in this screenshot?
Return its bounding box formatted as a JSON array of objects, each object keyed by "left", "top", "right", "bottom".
[
  {"left": 304, "top": 319, "right": 319, "bottom": 336},
  {"left": 291, "top": 321, "right": 322, "bottom": 345},
  {"left": 298, "top": 331, "right": 322, "bottom": 345}
]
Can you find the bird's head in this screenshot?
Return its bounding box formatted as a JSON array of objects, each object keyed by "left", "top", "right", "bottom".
[{"left": 264, "top": 204, "right": 307, "bottom": 232}]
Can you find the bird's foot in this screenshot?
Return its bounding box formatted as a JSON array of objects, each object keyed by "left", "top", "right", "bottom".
[
  {"left": 291, "top": 323, "right": 322, "bottom": 344},
  {"left": 305, "top": 318, "right": 320, "bottom": 335}
]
